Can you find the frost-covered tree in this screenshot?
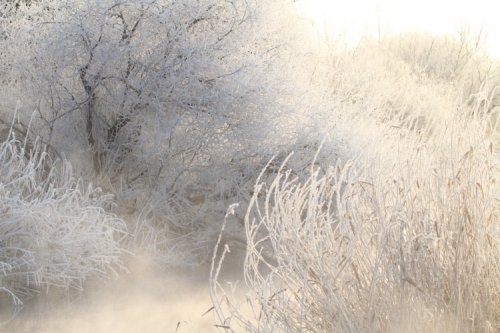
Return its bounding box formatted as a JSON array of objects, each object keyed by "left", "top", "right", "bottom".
[
  {"left": 0, "top": 0, "right": 310, "bottom": 264},
  {"left": 3, "top": 1, "right": 241, "bottom": 167}
]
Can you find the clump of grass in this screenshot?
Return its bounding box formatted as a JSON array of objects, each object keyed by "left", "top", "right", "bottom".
[
  {"left": 0, "top": 126, "right": 127, "bottom": 306},
  {"left": 212, "top": 108, "right": 499, "bottom": 332}
]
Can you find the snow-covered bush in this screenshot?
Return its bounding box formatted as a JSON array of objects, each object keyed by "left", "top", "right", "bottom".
[{"left": 0, "top": 125, "right": 127, "bottom": 305}]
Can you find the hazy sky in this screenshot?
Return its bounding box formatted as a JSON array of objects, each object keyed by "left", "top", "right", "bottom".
[{"left": 296, "top": 0, "right": 500, "bottom": 56}]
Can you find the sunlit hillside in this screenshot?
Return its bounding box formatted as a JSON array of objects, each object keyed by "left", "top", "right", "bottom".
[{"left": 0, "top": 1, "right": 498, "bottom": 332}]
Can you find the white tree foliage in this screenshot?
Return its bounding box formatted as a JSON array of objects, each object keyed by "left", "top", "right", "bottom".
[{"left": 1, "top": 0, "right": 307, "bottom": 266}]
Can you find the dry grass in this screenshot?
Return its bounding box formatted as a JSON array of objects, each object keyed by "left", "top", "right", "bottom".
[
  {"left": 0, "top": 124, "right": 127, "bottom": 310},
  {"left": 213, "top": 111, "right": 499, "bottom": 332},
  {"left": 211, "top": 34, "right": 500, "bottom": 332}
]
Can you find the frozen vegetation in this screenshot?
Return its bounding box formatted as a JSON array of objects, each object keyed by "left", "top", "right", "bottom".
[{"left": 0, "top": 0, "right": 498, "bottom": 332}]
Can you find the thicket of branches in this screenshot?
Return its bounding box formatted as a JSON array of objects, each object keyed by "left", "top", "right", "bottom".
[{"left": 0, "top": 0, "right": 306, "bottom": 268}]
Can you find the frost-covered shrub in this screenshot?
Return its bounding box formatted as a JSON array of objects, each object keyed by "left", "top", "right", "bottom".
[
  {"left": 0, "top": 0, "right": 311, "bottom": 265},
  {"left": 1, "top": 0, "right": 290, "bottom": 173},
  {"left": 0, "top": 129, "right": 127, "bottom": 305}
]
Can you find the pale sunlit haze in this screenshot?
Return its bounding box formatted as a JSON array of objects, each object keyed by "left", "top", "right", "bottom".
[{"left": 296, "top": 0, "right": 500, "bottom": 56}]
